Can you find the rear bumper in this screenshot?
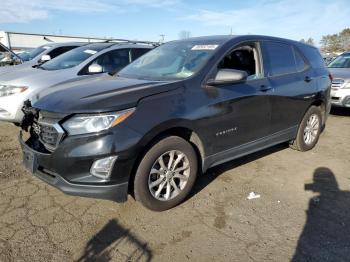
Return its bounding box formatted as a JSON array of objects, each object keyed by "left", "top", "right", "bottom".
[{"left": 19, "top": 133, "right": 129, "bottom": 202}]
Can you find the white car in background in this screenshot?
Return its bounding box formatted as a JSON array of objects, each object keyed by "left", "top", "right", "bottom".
[
  {"left": 0, "top": 42, "right": 153, "bottom": 123},
  {"left": 328, "top": 52, "right": 350, "bottom": 108}
]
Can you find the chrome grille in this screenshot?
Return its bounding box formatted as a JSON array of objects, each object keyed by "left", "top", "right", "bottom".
[
  {"left": 39, "top": 124, "right": 59, "bottom": 148},
  {"left": 331, "top": 79, "right": 344, "bottom": 89},
  {"left": 32, "top": 115, "right": 65, "bottom": 152}
]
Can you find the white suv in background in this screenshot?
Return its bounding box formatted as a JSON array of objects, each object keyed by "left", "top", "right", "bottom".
[{"left": 328, "top": 52, "right": 350, "bottom": 108}]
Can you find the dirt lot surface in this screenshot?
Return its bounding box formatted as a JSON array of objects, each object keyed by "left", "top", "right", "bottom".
[{"left": 0, "top": 108, "right": 349, "bottom": 262}]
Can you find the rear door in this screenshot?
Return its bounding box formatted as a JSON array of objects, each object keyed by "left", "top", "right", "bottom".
[{"left": 262, "top": 41, "right": 316, "bottom": 134}]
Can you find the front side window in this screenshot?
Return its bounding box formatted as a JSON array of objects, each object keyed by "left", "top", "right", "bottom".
[
  {"left": 119, "top": 41, "right": 223, "bottom": 81},
  {"left": 82, "top": 49, "right": 131, "bottom": 75},
  {"left": 40, "top": 44, "right": 107, "bottom": 71},
  {"left": 328, "top": 54, "right": 350, "bottom": 68},
  {"left": 264, "top": 42, "right": 297, "bottom": 76},
  {"left": 217, "top": 43, "right": 263, "bottom": 80}
]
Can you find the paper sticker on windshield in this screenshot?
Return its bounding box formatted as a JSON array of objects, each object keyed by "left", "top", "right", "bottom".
[
  {"left": 84, "top": 49, "right": 97, "bottom": 55},
  {"left": 191, "top": 45, "right": 219, "bottom": 50}
]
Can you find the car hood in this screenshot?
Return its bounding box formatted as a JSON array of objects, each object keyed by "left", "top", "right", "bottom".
[
  {"left": 0, "top": 66, "right": 81, "bottom": 97},
  {"left": 329, "top": 68, "right": 350, "bottom": 80},
  {"left": 34, "top": 76, "right": 181, "bottom": 113}
]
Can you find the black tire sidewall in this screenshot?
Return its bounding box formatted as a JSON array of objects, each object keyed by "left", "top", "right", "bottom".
[
  {"left": 297, "top": 106, "right": 322, "bottom": 151},
  {"left": 134, "top": 136, "right": 198, "bottom": 211}
]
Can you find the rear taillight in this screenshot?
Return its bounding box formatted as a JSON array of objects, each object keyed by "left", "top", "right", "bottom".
[{"left": 329, "top": 73, "right": 333, "bottom": 82}]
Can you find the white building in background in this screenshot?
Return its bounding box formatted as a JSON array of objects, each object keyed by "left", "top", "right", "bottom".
[{"left": 0, "top": 31, "right": 111, "bottom": 51}]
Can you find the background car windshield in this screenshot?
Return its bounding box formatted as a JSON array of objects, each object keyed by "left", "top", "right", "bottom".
[
  {"left": 17, "top": 45, "right": 51, "bottom": 61},
  {"left": 328, "top": 55, "right": 350, "bottom": 68},
  {"left": 118, "top": 41, "right": 220, "bottom": 80},
  {"left": 40, "top": 45, "right": 106, "bottom": 71}
]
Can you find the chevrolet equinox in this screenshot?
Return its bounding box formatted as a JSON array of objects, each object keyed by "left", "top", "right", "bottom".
[{"left": 20, "top": 35, "right": 331, "bottom": 211}]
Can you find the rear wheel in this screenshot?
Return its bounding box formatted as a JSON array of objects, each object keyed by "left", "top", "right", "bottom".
[
  {"left": 290, "top": 106, "right": 322, "bottom": 151},
  {"left": 134, "top": 136, "right": 198, "bottom": 211}
]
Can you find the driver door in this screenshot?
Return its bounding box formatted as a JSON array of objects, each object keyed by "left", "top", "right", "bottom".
[{"left": 202, "top": 42, "right": 272, "bottom": 155}]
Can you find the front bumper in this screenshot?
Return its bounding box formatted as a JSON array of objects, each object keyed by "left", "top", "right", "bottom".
[
  {"left": 0, "top": 92, "right": 29, "bottom": 123},
  {"left": 19, "top": 131, "right": 139, "bottom": 202},
  {"left": 330, "top": 88, "right": 350, "bottom": 107}
]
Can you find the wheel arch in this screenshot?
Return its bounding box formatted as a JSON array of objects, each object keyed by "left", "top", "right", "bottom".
[{"left": 128, "top": 123, "right": 205, "bottom": 193}]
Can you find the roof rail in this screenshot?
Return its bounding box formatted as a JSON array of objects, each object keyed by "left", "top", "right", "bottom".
[{"left": 103, "top": 38, "right": 161, "bottom": 46}]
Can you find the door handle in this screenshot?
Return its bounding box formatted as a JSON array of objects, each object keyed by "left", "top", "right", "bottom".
[
  {"left": 304, "top": 76, "right": 313, "bottom": 82},
  {"left": 260, "top": 85, "right": 272, "bottom": 92}
]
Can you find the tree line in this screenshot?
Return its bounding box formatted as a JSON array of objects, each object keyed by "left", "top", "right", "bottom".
[{"left": 301, "top": 28, "right": 350, "bottom": 54}]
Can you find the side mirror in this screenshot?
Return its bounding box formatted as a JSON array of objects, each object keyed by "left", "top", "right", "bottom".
[
  {"left": 207, "top": 69, "right": 248, "bottom": 86},
  {"left": 88, "top": 64, "right": 103, "bottom": 74},
  {"left": 40, "top": 54, "right": 51, "bottom": 63}
]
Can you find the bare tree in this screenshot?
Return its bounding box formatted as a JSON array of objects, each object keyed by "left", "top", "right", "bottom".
[{"left": 178, "top": 30, "right": 192, "bottom": 40}]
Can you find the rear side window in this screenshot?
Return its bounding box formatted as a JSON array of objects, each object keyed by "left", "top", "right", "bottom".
[
  {"left": 299, "top": 45, "right": 325, "bottom": 69},
  {"left": 293, "top": 48, "right": 308, "bottom": 72},
  {"left": 131, "top": 48, "right": 150, "bottom": 61},
  {"left": 47, "top": 46, "right": 78, "bottom": 59},
  {"left": 264, "top": 42, "right": 296, "bottom": 76}
]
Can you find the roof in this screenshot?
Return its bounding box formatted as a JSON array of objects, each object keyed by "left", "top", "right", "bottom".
[{"left": 172, "top": 35, "right": 317, "bottom": 49}]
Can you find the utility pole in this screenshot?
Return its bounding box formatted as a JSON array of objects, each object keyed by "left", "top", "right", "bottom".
[{"left": 159, "top": 34, "right": 165, "bottom": 43}]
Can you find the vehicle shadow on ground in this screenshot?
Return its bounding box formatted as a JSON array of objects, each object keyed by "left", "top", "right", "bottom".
[
  {"left": 77, "top": 219, "right": 152, "bottom": 262},
  {"left": 189, "top": 143, "right": 288, "bottom": 199},
  {"left": 292, "top": 167, "right": 350, "bottom": 261},
  {"left": 330, "top": 107, "right": 350, "bottom": 116}
]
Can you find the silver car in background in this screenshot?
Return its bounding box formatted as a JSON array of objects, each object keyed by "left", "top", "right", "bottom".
[
  {"left": 328, "top": 52, "right": 350, "bottom": 108},
  {"left": 0, "top": 42, "right": 153, "bottom": 123},
  {"left": 0, "top": 42, "right": 86, "bottom": 75}
]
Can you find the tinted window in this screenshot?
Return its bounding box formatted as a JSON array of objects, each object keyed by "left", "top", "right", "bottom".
[
  {"left": 47, "top": 46, "right": 78, "bottom": 59},
  {"left": 88, "top": 49, "right": 131, "bottom": 74},
  {"left": 293, "top": 48, "right": 308, "bottom": 72},
  {"left": 131, "top": 48, "right": 150, "bottom": 61},
  {"left": 299, "top": 45, "right": 325, "bottom": 69},
  {"left": 264, "top": 42, "right": 296, "bottom": 76}
]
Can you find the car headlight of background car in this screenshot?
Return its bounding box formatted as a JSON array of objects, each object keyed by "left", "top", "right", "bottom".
[
  {"left": 62, "top": 108, "right": 135, "bottom": 135},
  {"left": 0, "top": 85, "right": 28, "bottom": 97},
  {"left": 342, "top": 81, "right": 350, "bottom": 89}
]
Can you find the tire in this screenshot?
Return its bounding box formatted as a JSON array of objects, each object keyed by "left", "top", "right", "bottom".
[
  {"left": 290, "top": 106, "right": 322, "bottom": 151},
  {"left": 134, "top": 136, "right": 198, "bottom": 211}
]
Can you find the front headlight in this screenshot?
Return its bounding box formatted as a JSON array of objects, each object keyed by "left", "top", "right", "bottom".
[
  {"left": 342, "top": 81, "right": 350, "bottom": 89},
  {"left": 62, "top": 108, "right": 135, "bottom": 135},
  {"left": 0, "top": 85, "right": 28, "bottom": 97}
]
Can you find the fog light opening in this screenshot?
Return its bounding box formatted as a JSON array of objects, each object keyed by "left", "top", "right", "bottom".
[{"left": 90, "top": 156, "right": 118, "bottom": 180}]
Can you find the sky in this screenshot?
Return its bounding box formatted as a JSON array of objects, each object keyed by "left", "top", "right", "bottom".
[{"left": 1, "top": 0, "right": 349, "bottom": 44}]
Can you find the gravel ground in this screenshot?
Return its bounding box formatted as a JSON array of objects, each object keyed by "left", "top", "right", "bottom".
[{"left": 0, "top": 108, "right": 349, "bottom": 262}]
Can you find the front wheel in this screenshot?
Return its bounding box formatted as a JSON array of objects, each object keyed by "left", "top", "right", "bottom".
[
  {"left": 290, "top": 106, "right": 322, "bottom": 151},
  {"left": 134, "top": 136, "right": 198, "bottom": 211}
]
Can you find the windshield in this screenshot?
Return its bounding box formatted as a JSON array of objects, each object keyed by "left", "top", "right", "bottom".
[
  {"left": 118, "top": 41, "right": 222, "bottom": 80},
  {"left": 40, "top": 44, "right": 106, "bottom": 71},
  {"left": 17, "top": 45, "right": 51, "bottom": 61},
  {"left": 328, "top": 55, "right": 350, "bottom": 68}
]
